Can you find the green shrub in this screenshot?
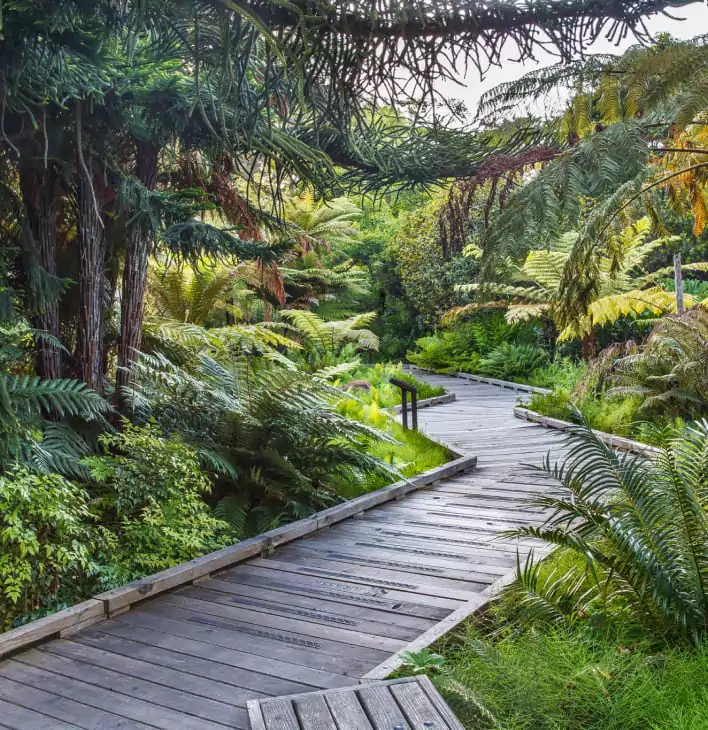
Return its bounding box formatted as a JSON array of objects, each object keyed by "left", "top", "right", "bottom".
[
  {"left": 0, "top": 468, "right": 98, "bottom": 630},
  {"left": 84, "top": 422, "right": 233, "bottom": 585},
  {"left": 478, "top": 343, "right": 548, "bottom": 381},
  {"left": 407, "top": 314, "right": 539, "bottom": 374}
]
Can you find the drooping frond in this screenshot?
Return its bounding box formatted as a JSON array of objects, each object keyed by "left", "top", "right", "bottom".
[{"left": 509, "top": 417, "right": 708, "bottom": 643}]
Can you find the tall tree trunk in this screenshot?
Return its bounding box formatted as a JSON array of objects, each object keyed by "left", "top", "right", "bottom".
[
  {"left": 116, "top": 143, "right": 159, "bottom": 403},
  {"left": 19, "top": 164, "right": 62, "bottom": 380},
  {"left": 76, "top": 158, "right": 106, "bottom": 393},
  {"left": 673, "top": 253, "right": 685, "bottom": 315}
]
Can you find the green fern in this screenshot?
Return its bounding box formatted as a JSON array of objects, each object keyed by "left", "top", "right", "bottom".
[{"left": 509, "top": 416, "right": 708, "bottom": 644}]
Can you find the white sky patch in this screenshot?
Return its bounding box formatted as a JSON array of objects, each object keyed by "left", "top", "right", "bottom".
[{"left": 437, "top": 3, "right": 708, "bottom": 120}]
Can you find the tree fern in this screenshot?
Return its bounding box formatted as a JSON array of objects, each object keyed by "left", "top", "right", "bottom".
[
  {"left": 125, "top": 348, "right": 396, "bottom": 535},
  {"left": 609, "top": 307, "right": 708, "bottom": 417}
]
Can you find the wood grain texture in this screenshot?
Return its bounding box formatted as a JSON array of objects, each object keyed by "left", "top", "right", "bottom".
[{"left": 3, "top": 373, "right": 574, "bottom": 728}]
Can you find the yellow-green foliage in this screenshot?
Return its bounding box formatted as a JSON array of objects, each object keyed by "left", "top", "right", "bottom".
[
  {"left": 335, "top": 395, "right": 450, "bottom": 498},
  {"left": 83, "top": 422, "right": 232, "bottom": 585},
  {"left": 339, "top": 363, "right": 445, "bottom": 407},
  {"left": 0, "top": 468, "right": 98, "bottom": 630}
]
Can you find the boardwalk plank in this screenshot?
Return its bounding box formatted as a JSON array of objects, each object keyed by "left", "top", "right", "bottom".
[{"left": 1, "top": 374, "right": 568, "bottom": 728}]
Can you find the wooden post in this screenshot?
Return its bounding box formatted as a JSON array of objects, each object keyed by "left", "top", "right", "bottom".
[
  {"left": 411, "top": 388, "right": 418, "bottom": 431},
  {"left": 390, "top": 378, "right": 418, "bottom": 431}
]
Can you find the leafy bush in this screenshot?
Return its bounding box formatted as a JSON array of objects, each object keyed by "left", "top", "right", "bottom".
[
  {"left": 407, "top": 331, "right": 482, "bottom": 373},
  {"left": 84, "top": 422, "right": 232, "bottom": 585},
  {"left": 511, "top": 420, "right": 708, "bottom": 644},
  {"left": 610, "top": 308, "right": 708, "bottom": 419},
  {"left": 127, "top": 352, "right": 394, "bottom": 535},
  {"left": 407, "top": 313, "right": 539, "bottom": 374},
  {"left": 0, "top": 468, "right": 98, "bottom": 630},
  {"left": 478, "top": 343, "right": 548, "bottom": 381}
]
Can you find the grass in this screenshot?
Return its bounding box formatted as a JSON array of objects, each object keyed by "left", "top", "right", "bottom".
[
  {"left": 396, "top": 549, "right": 708, "bottom": 730},
  {"left": 420, "top": 624, "right": 708, "bottom": 730},
  {"left": 527, "top": 388, "right": 689, "bottom": 445}
]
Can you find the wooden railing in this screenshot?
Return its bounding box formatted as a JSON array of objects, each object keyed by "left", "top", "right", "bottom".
[{"left": 389, "top": 377, "right": 418, "bottom": 430}]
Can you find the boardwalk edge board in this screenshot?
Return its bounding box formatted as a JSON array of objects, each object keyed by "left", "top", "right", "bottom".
[
  {"left": 0, "top": 600, "right": 105, "bottom": 660},
  {"left": 514, "top": 406, "right": 661, "bottom": 458},
  {"left": 359, "top": 545, "right": 554, "bottom": 681},
  {"left": 407, "top": 365, "right": 551, "bottom": 395},
  {"left": 0, "top": 454, "right": 477, "bottom": 659}
]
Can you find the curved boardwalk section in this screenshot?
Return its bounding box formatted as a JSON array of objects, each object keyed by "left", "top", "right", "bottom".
[{"left": 0, "top": 374, "right": 566, "bottom": 729}]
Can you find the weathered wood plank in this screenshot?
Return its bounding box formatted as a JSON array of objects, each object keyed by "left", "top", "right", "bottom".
[
  {"left": 390, "top": 680, "right": 449, "bottom": 728},
  {"left": 15, "top": 648, "right": 247, "bottom": 728},
  {"left": 357, "top": 684, "right": 411, "bottom": 730},
  {"left": 79, "top": 623, "right": 337, "bottom": 691},
  {"left": 0, "top": 697, "right": 83, "bottom": 730},
  {"left": 0, "top": 659, "right": 226, "bottom": 730},
  {"left": 0, "top": 600, "right": 104, "bottom": 659},
  {"left": 0, "top": 671, "right": 155, "bottom": 729},
  {"left": 175, "top": 584, "right": 423, "bottom": 641},
  {"left": 115, "top": 606, "right": 381, "bottom": 677},
  {"left": 260, "top": 699, "right": 300, "bottom": 730},
  {"left": 248, "top": 557, "right": 472, "bottom": 605},
  {"left": 293, "top": 694, "right": 335, "bottom": 729},
  {"left": 158, "top": 593, "right": 404, "bottom": 653},
  {"left": 42, "top": 638, "right": 266, "bottom": 707},
  {"left": 218, "top": 564, "right": 454, "bottom": 619},
  {"left": 325, "top": 691, "right": 373, "bottom": 729}
]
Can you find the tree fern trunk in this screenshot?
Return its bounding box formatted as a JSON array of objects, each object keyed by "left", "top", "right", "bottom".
[
  {"left": 581, "top": 330, "right": 597, "bottom": 360},
  {"left": 116, "top": 144, "right": 159, "bottom": 403},
  {"left": 76, "top": 159, "right": 106, "bottom": 393},
  {"left": 19, "top": 164, "right": 62, "bottom": 380}
]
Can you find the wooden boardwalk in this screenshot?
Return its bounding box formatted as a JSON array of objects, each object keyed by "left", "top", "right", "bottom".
[{"left": 0, "top": 374, "right": 567, "bottom": 729}]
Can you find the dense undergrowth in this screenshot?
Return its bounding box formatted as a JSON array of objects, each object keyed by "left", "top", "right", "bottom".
[{"left": 0, "top": 349, "right": 448, "bottom": 631}]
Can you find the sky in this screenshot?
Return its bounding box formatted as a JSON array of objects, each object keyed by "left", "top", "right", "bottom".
[{"left": 438, "top": 2, "right": 708, "bottom": 120}]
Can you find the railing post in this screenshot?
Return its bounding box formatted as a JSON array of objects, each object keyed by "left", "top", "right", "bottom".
[{"left": 390, "top": 378, "right": 418, "bottom": 431}]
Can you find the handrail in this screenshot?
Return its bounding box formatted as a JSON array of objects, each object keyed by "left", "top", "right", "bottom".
[{"left": 389, "top": 377, "right": 418, "bottom": 430}]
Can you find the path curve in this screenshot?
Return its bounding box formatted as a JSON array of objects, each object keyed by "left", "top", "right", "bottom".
[{"left": 0, "top": 374, "right": 567, "bottom": 729}]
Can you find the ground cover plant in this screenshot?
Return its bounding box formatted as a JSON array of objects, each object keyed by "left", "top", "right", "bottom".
[{"left": 338, "top": 362, "right": 445, "bottom": 407}]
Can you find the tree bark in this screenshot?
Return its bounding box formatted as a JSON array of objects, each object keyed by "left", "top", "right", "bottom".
[
  {"left": 19, "top": 164, "right": 62, "bottom": 380},
  {"left": 581, "top": 330, "right": 597, "bottom": 361},
  {"left": 76, "top": 158, "right": 106, "bottom": 393},
  {"left": 116, "top": 143, "right": 159, "bottom": 403},
  {"left": 673, "top": 252, "right": 685, "bottom": 315}
]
